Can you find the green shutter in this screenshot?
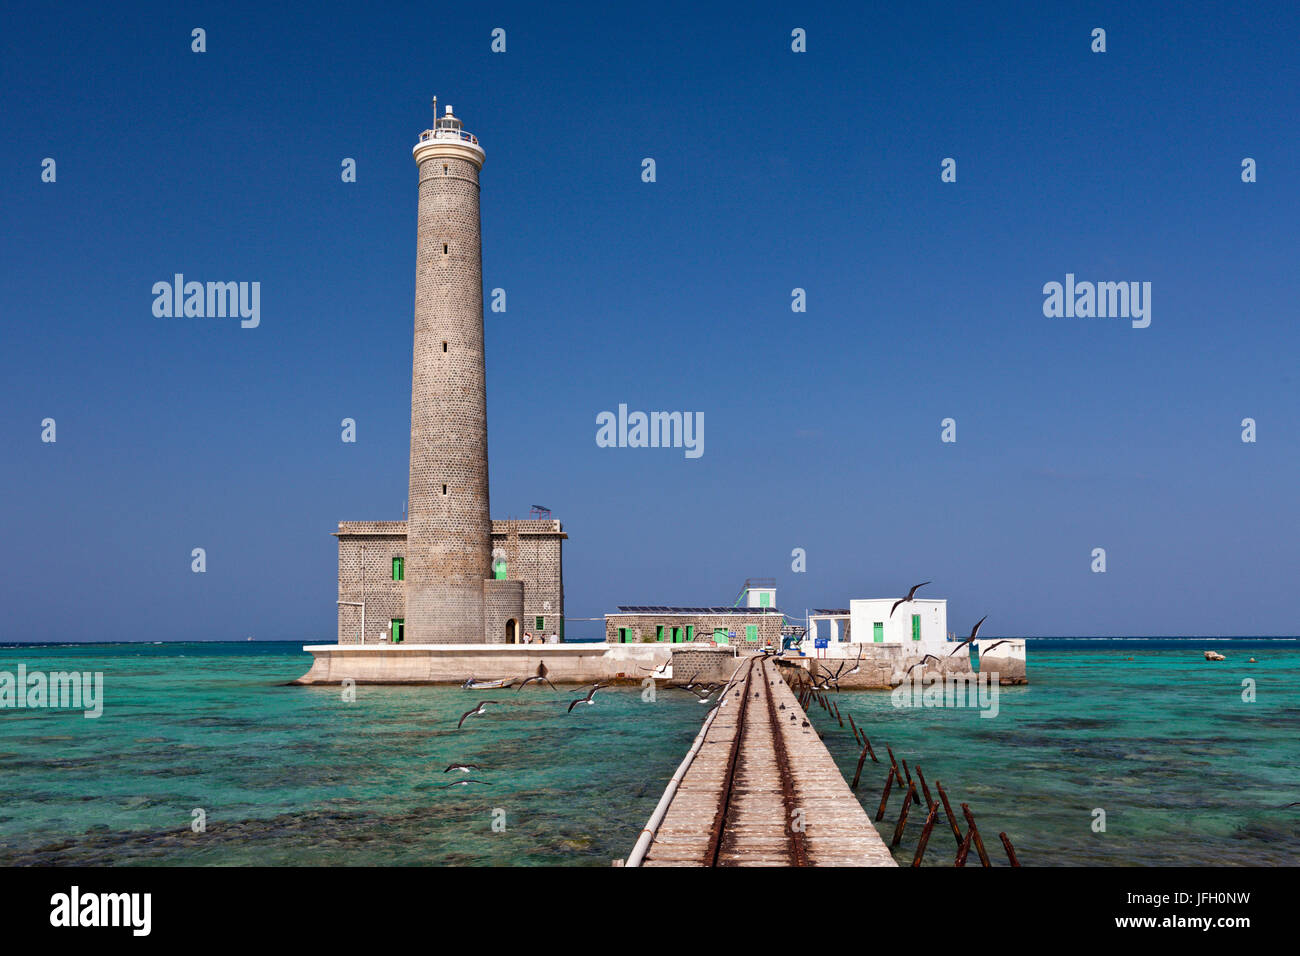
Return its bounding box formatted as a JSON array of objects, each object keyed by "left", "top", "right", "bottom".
[
  {"left": 746, "top": 624, "right": 758, "bottom": 642},
  {"left": 656, "top": 625, "right": 664, "bottom": 642},
  {"left": 391, "top": 619, "right": 404, "bottom": 643},
  {"left": 912, "top": 614, "right": 921, "bottom": 641},
  {"left": 618, "top": 627, "right": 628, "bottom": 643},
  {"left": 535, "top": 617, "right": 545, "bottom": 631},
  {"left": 873, "top": 622, "right": 884, "bottom": 643},
  {"left": 714, "top": 628, "right": 727, "bottom": 643},
  {"left": 392, "top": 557, "right": 404, "bottom": 581},
  {"left": 685, "top": 625, "right": 694, "bottom": 642}
]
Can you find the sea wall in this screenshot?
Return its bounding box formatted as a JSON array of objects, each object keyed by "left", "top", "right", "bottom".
[
  {"left": 293, "top": 639, "right": 1027, "bottom": 687},
  {"left": 292, "top": 642, "right": 671, "bottom": 685},
  {"left": 790, "top": 639, "right": 1028, "bottom": 687}
]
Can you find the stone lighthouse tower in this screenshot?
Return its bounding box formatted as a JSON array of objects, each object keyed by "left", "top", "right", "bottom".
[
  {"left": 329, "top": 101, "right": 563, "bottom": 651},
  {"left": 405, "top": 100, "right": 491, "bottom": 643}
]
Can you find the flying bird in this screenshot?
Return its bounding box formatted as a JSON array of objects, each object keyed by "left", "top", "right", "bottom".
[
  {"left": 947, "top": 616, "right": 989, "bottom": 657},
  {"left": 514, "top": 674, "right": 557, "bottom": 692},
  {"left": 824, "top": 653, "right": 864, "bottom": 689},
  {"left": 689, "top": 682, "right": 723, "bottom": 702},
  {"left": 890, "top": 582, "right": 931, "bottom": 618},
  {"left": 567, "top": 683, "right": 607, "bottom": 713},
  {"left": 444, "top": 763, "right": 481, "bottom": 774},
  {"left": 457, "top": 700, "right": 499, "bottom": 728},
  {"left": 904, "top": 654, "right": 943, "bottom": 677}
]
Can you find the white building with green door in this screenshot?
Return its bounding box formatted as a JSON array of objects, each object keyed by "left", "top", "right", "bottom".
[{"left": 846, "top": 598, "right": 948, "bottom": 651}]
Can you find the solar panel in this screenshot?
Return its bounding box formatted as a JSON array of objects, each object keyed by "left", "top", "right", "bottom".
[{"left": 612, "top": 605, "right": 784, "bottom": 615}]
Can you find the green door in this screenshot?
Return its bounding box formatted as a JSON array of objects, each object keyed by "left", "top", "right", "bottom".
[
  {"left": 671, "top": 627, "right": 682, "bottom": 643},
  {"left": 391, "top": 619, "right": 405, "bottom": 643},
  {"left": 618, "top": 627, "right": 630, "bottom": 644},
  {"left": 873, "top": 622, "right": 884, "bottom": 643},
  {"left": 745, "top": 625, "right": 758, "bottom": 642},
  {"left": 714, "top": 628, "right": 728, "bottom": 644},
  {"left": 912, "top": 614, "right": 921, "bottom": 641},
  {"left": 685, "top": 625, "right": 694, "bottom": 642}
]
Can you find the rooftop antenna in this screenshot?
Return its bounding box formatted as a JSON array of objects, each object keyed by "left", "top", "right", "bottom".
[{"left": 431, "top": 95, "right": 437, "bottom": 128}]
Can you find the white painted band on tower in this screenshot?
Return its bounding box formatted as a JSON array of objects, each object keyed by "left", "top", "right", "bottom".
[{"left": 413, "top": 105, "right": 485, "bottom": 169}]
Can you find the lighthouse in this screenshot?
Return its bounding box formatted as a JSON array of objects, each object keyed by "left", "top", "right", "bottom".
[
  {"left": 329, "top": 102, "right": 565, "bottom": 650},
  {"left": 405, "top": 101, "right": 492, "bottom": 643}
]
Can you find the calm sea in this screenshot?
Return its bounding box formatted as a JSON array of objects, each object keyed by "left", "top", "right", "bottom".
[{"left": 0, "top": 639, "right": 1295, "bottom": 865}]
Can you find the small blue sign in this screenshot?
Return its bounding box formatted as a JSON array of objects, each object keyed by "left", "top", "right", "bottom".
[
  {"left": 814, "top": 638, "right": 829, "bottom": 649},
  {"left": 728, "top": 631, "right": 736, "bottom": 639}
]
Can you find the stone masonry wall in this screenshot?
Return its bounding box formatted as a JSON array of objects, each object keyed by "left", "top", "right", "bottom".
[
  {"left": 482, "top": 578, "right": 525, "bottom": 645},
  {"left": 405, "top": 147, "right": 491, "bottom": 644},
  {"left": 492, "top": 519, "right": 564, "bottom": 638},
  {"left": 668, "top": 646, "right": 741, "bottom": 684},
  {"left": 335, "top": 519, "right": 565, "bottom": 643},
  {"left": 336, "top": 522, "right": 406, "bottom": 644},
  {"left": 605, "top": 613, "right": 783, "bottom": 648}
]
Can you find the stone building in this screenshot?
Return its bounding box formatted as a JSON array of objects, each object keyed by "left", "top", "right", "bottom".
[
  {"left": 603, "top": 580, "right": 783, "bottom": 649},
  {"left": 604, "top": 607, "right": 784, "bottom": 649},
  {"left": 335, "top": 519, "right": 565, "bottom": 644},
  {"left": 334, "top": 101, "right": 565, "bottom": 645}
]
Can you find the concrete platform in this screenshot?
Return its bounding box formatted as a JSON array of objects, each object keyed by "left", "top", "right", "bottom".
[{"left": 291, "top": 642, "right": 672, "bottom": 685}]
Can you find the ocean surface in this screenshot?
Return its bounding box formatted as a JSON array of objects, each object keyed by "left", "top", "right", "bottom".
[{"left": 0, "top": 639, "right": 1296, "bottom": 866}]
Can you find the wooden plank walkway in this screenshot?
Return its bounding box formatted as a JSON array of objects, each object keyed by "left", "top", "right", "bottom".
[{"left": 631, "top": 656, "right": 896, "bottom": 867}]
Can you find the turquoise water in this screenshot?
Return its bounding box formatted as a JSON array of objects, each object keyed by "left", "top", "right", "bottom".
[
  {"left": 0, "top": 642, "right": 698, "bottom": 865},
  {"left": 0, "top": 641, "right": 1296, "bottom": 865},
  {"left": 819, "top": 642, "right": 1300, "bottom": 866}
]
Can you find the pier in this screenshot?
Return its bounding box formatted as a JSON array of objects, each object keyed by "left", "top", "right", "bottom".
[{"left": 626, "top": 656, "right": 896, "bottom": 867}]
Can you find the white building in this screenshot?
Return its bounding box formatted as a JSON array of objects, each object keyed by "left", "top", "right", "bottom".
[
  {"left": 805, "top": 598, "right": 949, "bottom": 655},
  {"left": 850, "top": 598, "right": 947, "bottom": 650},
  {"left": 735, "top": 578, "right": 777, "bottom": 610},
  {"left": 798, "top": 595, "right": 1027, "bottom": 682}
]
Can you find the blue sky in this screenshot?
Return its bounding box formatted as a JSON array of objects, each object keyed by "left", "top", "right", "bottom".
[{"left": 3, "top": 1, "right": 1298, "bottom": 641}]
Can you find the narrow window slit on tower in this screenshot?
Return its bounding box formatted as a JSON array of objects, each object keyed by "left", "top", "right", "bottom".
[
  {"left": 442, "top": 484, "right": 447, "bottom": 495},
  {"left": 443, "top": 243, "right": 448, "bottom": 254},
  {"left": 442, "top": 341, "right": 447, "bottom": 352}
]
